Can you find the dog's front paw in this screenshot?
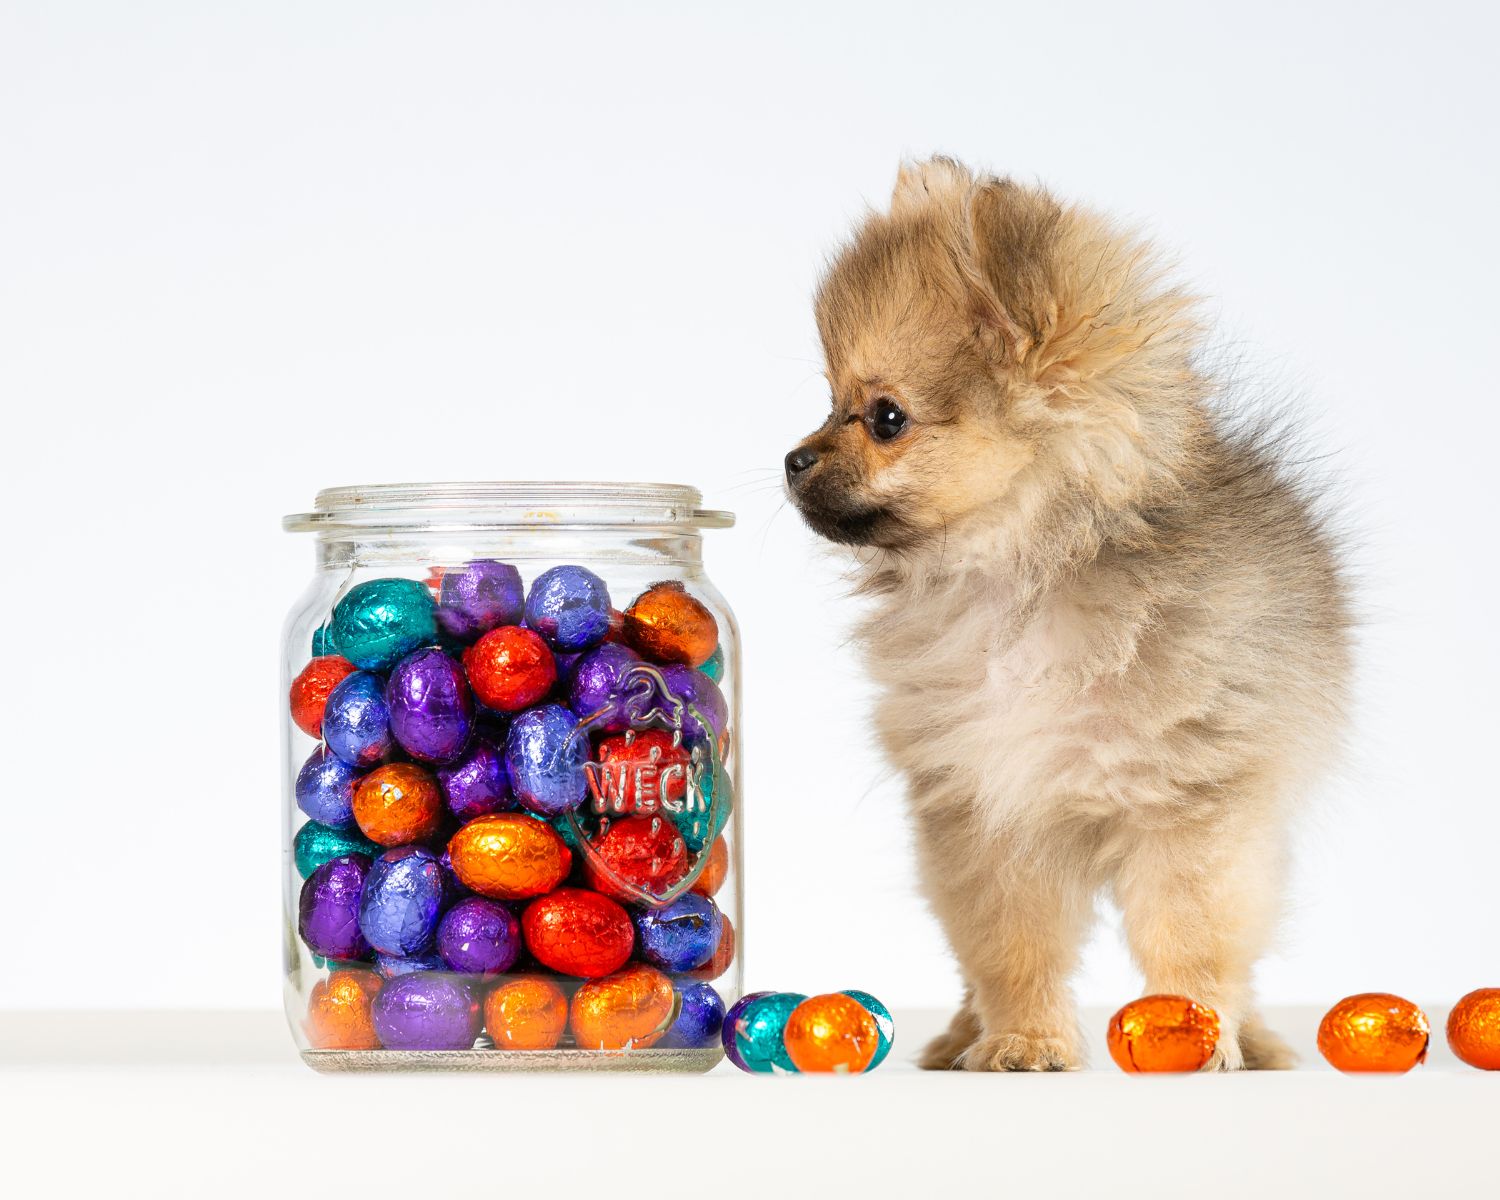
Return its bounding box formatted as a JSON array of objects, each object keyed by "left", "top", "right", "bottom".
[{"left": 962, "top": 1031, "right": 1082, "bottom": 1072}]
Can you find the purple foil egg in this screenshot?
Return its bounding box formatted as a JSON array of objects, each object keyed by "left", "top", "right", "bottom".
[
  {"left": 721, "top": 991, "right": 773, "bottom": 1072},
  {"left": 357, "top": 846, "right": 446, "bottom": 957},
  {"left": 375, "top": 951, "right": 447, "bottom": 979},
  {"left": 657, "top": 664, "right": 727, "bottom": 747},
  {"left": 371, "top": 972, "right": 481, "bottom": 1051},
  {"left": 437, "top": 560, "right": 525, "bottom": 642},
  {"left": 298, "top": 854, "right": 373, "bottom": 961},
  {"left": 385, "top": 649, "right": 473, "bottom": 764},
  {"left": 567, "top": 642, "right": 643, "bottom": 733},
  {"left": 435, "top": 742, "right": 514, "bottom": 821},
  {"left": 524, "top": 564, "right": 612, "bottom": 652},
  {"left": 294, "top": 746, "right": 361, "bottom": 829},
  {"left": 504, "top": 702, "right": 589, "bottom": 816},
  {"left": 660, "top": 982, "right": 726, "bottom": 1049},
  {"left": 321, "top": 671, "right": 392, "bottom": 768},
  {"left": 436, "top": 897, "right": 522, "bottom": 976}
]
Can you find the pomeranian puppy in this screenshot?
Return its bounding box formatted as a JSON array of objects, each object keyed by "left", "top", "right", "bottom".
[{"left": 785, "top": 158, "right": 1350, "bottom": 1070}]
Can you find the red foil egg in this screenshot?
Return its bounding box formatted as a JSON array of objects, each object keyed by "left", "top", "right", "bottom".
[
  {"left": 305, "top": 969, "right": 382, "bottom": 1049},
  {"left": 448, "top": 813, "right": 571, "bottom": 900},
  {"left": 522, "top": 887, "right": 635, "bottom": 978},
  {"left": 352, "top": 763, "right": 443, "bottom": 847},
  {"left": 593, "top": 730, "right": 691, "bottom": 815},
  {"left": 583, "top": 815, "right": 689, "bottom": 900},
  {"left": 484, "top": 977, "right": 570, "bottom": 1050},
  {"left": 463, "top": 626, "right": 557, "bottom": 712},
  {"left": 289, "top": 656, "right": 358, "bottom": 738},
  {"left": 623, "top": 582, "right": 718, "bottom": 667},
  {"left": 570, "top": 964, "right": 676, "bottom": 1050}
]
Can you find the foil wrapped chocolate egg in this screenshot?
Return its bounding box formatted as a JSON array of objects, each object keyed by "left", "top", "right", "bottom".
[
  {"left": 352, "top": 763, "right": 443, "bottom": 847},
  {"left": 357, "top": 846, "right": 446, "bottom": 957},
  {"left": 566, "top": 643, "right": 643, "bottom": 733},
  {"left": 1317, "top": 993, "right": 1429, "bottom": 1073},
  {"left": 505, "top": 702, "right": 589, "bottom": 816},
  {"left": 656, "top": 664, "right": 727, "bottom": 749},
  {"left": 721, "top": 991, "right": 772, "bottom": 1071},
  {"left": 842, "top": 990, "right": 894, "bottom": 1071},
  {"left": 294, "top": 820, "right": 379, "bottom": 879},
  {"left": 727, "top": 991, "right": 807, "bottom": 1073},
  {"left": 633, "top": 893, "right": 722, "bottom": 972},
  {"left": 1447, "top": 988, "right": 1500, "bottom": 1070},
  {"left": 385, "top": 648, "right": 473, "bottom": 764},
  {"left": 569, "top": 964, "right": 675, "bottom": 1050},
  {"left": 699, "top": 644, "right": 724, "bottom": 683},
  {"left": 435, "top": 741, "right": 513, "bottom": 821},
  {"left": 330, "top": 577, "right": 438, "bottom": 672},
  {"left": 463, "top": 626, "right": 557, "bottom": 713},
  {"left": 484, "top": 976, "right": 570, "bottom": 1050},
  {"left": 623, "top": 581, "right": 719, "bottom": 667},
  {"left": 321, "top": 671, "right": 393, "bottom": 768},
  {"left": 298, "top": 854, "right": 373, "bottom": 961},
  {"left": 372, "top": 972, "right": 481, "bottom": 1051},
  {"left": 685, "top": 913, "right": 735, "bottom": 982},
  {"left": 690, "top": 836, "right": 729, "bottom": 897},
  {"left": 437, "top": 559, "right": 525, "bottom": 642},
  {"left": 375, "top": 951, "right": 447, "bottom": 979},
  {"left": 437, "top": 896, "right": 522, "bottom": 976},
  {"left": 522, "top": 887, "right": 635, "bottom": 978},
  {"left": 659, "top": 982, "right": 725, "bottom": 1049},
  {"left": 584, "top": 815, "right": 689, "bottom": 901},
  {"left": 1108, "top": 995, "right": 1221, "bottom": 1073},
  {"left": 674, "top": 770, "right": 729, "bottom": 854},
  {"left": 784, "top": 993, "right": 880, "bottom": 1074},
  {"left": 447, "top": 812, "right": 571, "bottom": 899},
  {"left": 289, "top": 656, "right": 358, "bottom": 738},
  {"left": 593, "top": 729, "right": 690, "bottom": 816},
  {"left": 305, "top": 968, "right": 383, "bottom": 1049},
  {"left": 525, "top": 564, "right": 613, "bottom": 652},
  {"left": 295, "top": 746, "right": 361, "bottom": 829},
  {"left": 311, "top": 626, "right": 336, "bottom": 656}
]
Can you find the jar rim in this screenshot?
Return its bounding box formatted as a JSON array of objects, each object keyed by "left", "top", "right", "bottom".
[{"left": 283, "top": 480, "right": 735, "bottom": 533}]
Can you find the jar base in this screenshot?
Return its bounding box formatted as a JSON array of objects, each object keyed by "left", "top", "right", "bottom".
[{"left": 301, "top": 1047, "right": 723, "bottom": 1073}]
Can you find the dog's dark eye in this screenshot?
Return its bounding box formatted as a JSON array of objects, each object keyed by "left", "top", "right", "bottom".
[{"left": 867, "top": 398, "right": 908, "bottom": 442}]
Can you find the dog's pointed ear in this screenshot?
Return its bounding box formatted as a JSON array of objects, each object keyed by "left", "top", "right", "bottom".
[{"left": 960, "top": 178, "right": 1063, "bottom": 368}]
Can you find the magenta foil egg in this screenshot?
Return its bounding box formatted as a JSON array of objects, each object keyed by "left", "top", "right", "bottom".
[{"left": 385, "top": 648, "right": 473, "bottom": 764}]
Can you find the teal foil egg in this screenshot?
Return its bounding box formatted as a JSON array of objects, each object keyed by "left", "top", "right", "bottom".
[
  {"left": 842, "top": 989, "right": 894, "bottom": 1070},
  {"left": 676, "top": 771, "right": 731, "bottom": 853},
  {"left": 734, "top": 992, "right": 807, "bottom": 1073},
  {"left": 294, "top": 820, "right": 380, "bottom": 879},
  {"left": 330, "top": 578, "right": 437, "bottom": 671},
  {"left": 311, "top": 625, "right": 336, "bottom": 656},
  {"left": 699, "top": 644, "right": 724, "bottom": 683}
]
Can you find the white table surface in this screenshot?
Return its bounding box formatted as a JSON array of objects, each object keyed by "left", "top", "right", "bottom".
[{"left": 3, "top": 1006, "right": 1494, "bottom": 1198}]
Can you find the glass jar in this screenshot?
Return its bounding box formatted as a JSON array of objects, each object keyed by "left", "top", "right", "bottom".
[{"left": 281, "top": 482, "right": 740, "bottom": 1072}]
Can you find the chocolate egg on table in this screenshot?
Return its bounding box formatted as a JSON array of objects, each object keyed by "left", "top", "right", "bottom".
[
  {"left": 659, "top": 982, "right": 725, "bottom": 1049},
  {"left": 1447, "top": 987, "right": 1500, "bottom": 1070},
  {"left": 447, "top": 812, "right": 571, "bottom": 899},
  {"left": 525, "top": 564, "right": 613, "bottom": 652},
  {"left": 842, "top": 990, "right": 894, "bottom": 1071},
  {"left": 305, "top": 968, "right": 383, "bottom": 1050},
  {"left": 289, "top": 656, "right": 358, "bottom": 738},
  {"left": 784, "top": 993, "right": 880, "bottom": 1074},
  {"left": 353, "top": 763, "right": 443, "bottom": 847},
  {"left": 357, "top": 846, "right": 446, "bottom": 957},
  {"left": 1107, "top": 995, "right": 1221, "bottom": 1073},
  {"left": 385, "top": 648, "right": 473, "bottom": 764},
  {"left": 623, "top": 581, "right": 719, "bottom": 667},
  {"left": 1317, "top": 993, "right": 1429, "bottom": 1073},
  {"left": 299, "top": 854, "right": 373, "bottom": 961},
  {"left": 375, "top": 951, "right": 446, "bottom": 979},
  {"left": 321, "top": 671, "right": 393, "bottom": 768},
  {"left": 372, "top": 972, "right": 481, "bottom": 1051},
  {"left": 435, "top": 742, "right": 513, "bottom": 822},
  {"left": 522, "top": 887, "right": 635, "bottom": 978},
  {"left": 633, "top": 893, "right": 722, "bottom": 972},
  {"left": 566, "top": 643, "right": 643, "bottom": 733},
  {"left": 656, "top": 664, "right": 727, "bottom": 748},
  {"left": 721, "top": 991, "right": 773, "bottom": 1071},
  {"left": 295, "top": 821, "right": 379, "bottom": 879},
  {"left": 331, "top": 577, "right": 438, "bottom": 672},
  {"left": 727, "top": 992, "right": 807, "bottom": 1073},
  {"left": 484, "top": 976, "right": 570, "bottom": 1051},
  {"left": 437, "top": 897, "right": 522, "bottom": 976},
  {"left": 584, "top": 815, "right": 689, "bottom": 900},
  {"left": 295, "top": 747, "right": 361, "bottom": 829},
  {"left": 570, "top": 964, "right": 675, "bottom": 1050},
  {"left": 463, "top": 626, "right": 557, "bottom": 712},
  {"left": 505, "top": 703, "right": 589, "bottom": 816},
  {"left": 594, "top": 729, "right": 690, "bottom": 815},
  {"left": 690, "top": 836, "right": 729, "bottom": 897},
  {"left": 685, "top": 914, "right": 735, "bottom": 982},
  {"left": 437, "top": 559, "right": 524, "bottom": 642}
]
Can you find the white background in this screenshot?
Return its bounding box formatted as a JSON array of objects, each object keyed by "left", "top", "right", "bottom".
[{"left": 2, "top": 1, "right": 1496, "bottom": 1015}]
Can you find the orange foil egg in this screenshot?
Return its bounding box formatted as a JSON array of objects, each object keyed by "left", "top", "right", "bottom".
[
  {"left": 623, "top": 582, "right": 719, "bottom": 668},
  {"left": 570, "top": 964, "right": 676, "bottom": 1050},
  {"left": 1107, "top": 995, "right": 1220, "bottom": 1073},
  {"left": 1446, "top": 988, "right": 1500, "bottom": 1071},
  {"left": 352, "top": 763, "right": 443, "bottom": 847},
  {"left": 690, "top": 835, "right": 729, "bottom": 898},
  {"left": 447, "top": 814, "right": 571, "bottom": 900},
  {"left": 484, "top": 977, "right": 570, "bottom": 1051},
  {"left": 1317, "top": 993, "right": 1429, "bottom": 1073},
  {"left": 304, "top": 969, "right": 382, "bottom": 1050},
  {"left": 784, "top": 993, "right": 880, "bottom": 1074}
]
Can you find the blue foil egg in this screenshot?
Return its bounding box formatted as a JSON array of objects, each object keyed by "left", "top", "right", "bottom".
[
  {"left": 437, "top": 559, "right": 524, "bottom": 642},
  {"left": 294, "top": 821, "right": 379, "bottom": 879},
  {"left": 566, "top": 642, "right": 643, "bottom": 733},
  {"left": 699, "top": 644, "right": 725, "bottom": 683},
  {"left": 331, "top": 577, "right": 438, "bottom": 671},
  {"left": 660, "top": 982, "right": 726, "bottom": 1049},
  {"left": 375, "top": 951, "right": 448, "bottom": 979},
  {"left": 842, "top": 989, "right": 895, "bottom": 1070},
  {"left": 504, "top": 702, "right": 589, "bottom": 816},
  {"left": 435, "top": 741, "right": 513, "bottom": 821},
  {"left": 321, "top": 671, "right": 392, "bottom": 768},
  {"left": 298, "top": 854, "right": 373, "bottom": 961},
  {"left": 294, "top": 746, "right": 361, "bottom": 828},
  {"left": 633, "top": 893, "right": 723, "bottom": 971},
  {"left": 730, "top": 992, "right": 807, "bottom": 1074},
  {"left": 357, "top": 846, "right": 446, "bottom": 957},
  {"left": 524, "top": 565, "right": 612, "bottom": 652}
]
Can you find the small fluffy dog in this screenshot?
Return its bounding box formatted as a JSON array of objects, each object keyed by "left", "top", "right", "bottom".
[{"left": 785, "top": 158, "right": 1351, "bottom": 1071}]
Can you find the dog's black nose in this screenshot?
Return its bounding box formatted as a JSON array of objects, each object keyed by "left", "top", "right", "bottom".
[{"left": 784, "top": 447, "right": 818, "bottom": 480}]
